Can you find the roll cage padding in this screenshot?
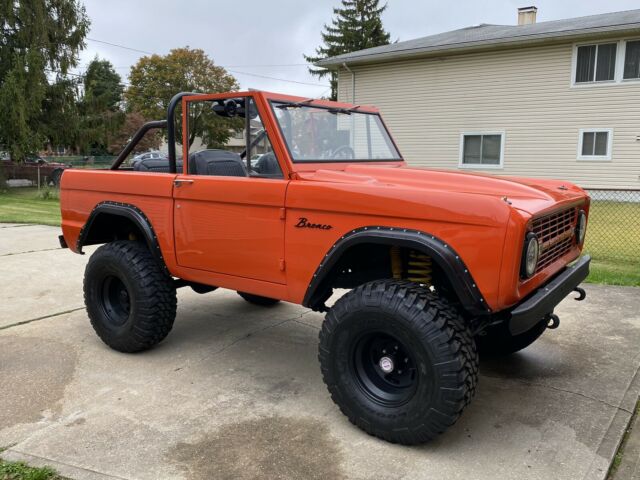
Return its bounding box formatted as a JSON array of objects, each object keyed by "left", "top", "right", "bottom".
[
  {"left": 302, "top": 226, "right": 492, "bottom": 316},
  {"left": 76, "top": 202, "right": 168, "bottom": 274}
]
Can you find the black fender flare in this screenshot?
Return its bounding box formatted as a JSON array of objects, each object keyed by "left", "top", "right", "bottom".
[
  {"left": 302, "top": 226, "right": 492, "bottom": 316},
  {"left": 77, "top": 201, "right": 168, "bottom": 274}
]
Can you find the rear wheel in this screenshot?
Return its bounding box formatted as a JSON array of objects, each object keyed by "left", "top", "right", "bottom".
[
  {"left": 475, "top": 319, "right": 547, "bottom": 357},
  {"left": 84, "top": 241, "right": 177, "bottom": 352},
  {"left": 319, "top": 280, "right": 478, "bottom": 445},
  {"left": 237, "top": 291, "right": 280, "bottom": 306}
]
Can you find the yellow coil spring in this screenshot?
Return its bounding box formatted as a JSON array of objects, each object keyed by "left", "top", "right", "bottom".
[{"left": 406, "top": 250, "right": 432, "bottom": 286}]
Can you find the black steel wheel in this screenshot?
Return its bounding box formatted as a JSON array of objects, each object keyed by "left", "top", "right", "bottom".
[
  {"left": 351, "top": 331, "right": 418, "bottom": 407},
  {"left": 237, "top": 291, "right": 280, "bottom": 306},
  {"left": 84, "top": 241, "right": 177, "bottom": 353},
  {"left": 100, "top": 275, "right": 131, "bottom": 327},
  {"left": 319, "top": 280, "right": 478, "bottom": 445}
]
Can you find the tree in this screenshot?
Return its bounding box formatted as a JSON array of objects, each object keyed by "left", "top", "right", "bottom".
[
  {"left": 304, "top": 0, "right": 391, "bottom": 100},
  {"left": 78, "top": 58, "right": 125, "bottom": 155},
  {"left": 0, "top": 0, "right": 89, "bottom": 159},
  {"left": 40, "top": 77, "right": 81, "bottom": 153},
  {"left": 125, "top": 48, "right": 239, "bottom": 147},
  {"left": 109, "top": 112, "right": 161, "bottom": 155}
]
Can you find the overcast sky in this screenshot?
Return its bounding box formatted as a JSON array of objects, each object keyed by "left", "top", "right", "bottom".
[{"left": 77, "top": 0, "right": 640, "bottom": 98}]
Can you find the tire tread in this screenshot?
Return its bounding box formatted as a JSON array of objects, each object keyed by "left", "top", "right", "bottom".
[{"left": 318, "top": 279, "right": 479, "bottom": 445}]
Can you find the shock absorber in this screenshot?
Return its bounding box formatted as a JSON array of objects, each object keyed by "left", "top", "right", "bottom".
[
  {"left": 390, "top": 246, "right": 403, "bottom": 280},
  {"left": 406, "top": 250, "right": 432, "bottom": 286}
]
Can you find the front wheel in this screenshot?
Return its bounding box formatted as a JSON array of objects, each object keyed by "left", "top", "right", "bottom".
[
  {"left": 84, "top": 241, "right": 177, "bottom": 353},
  {"left": 319, "top": 280, "right": 478, "bottom": 445}
]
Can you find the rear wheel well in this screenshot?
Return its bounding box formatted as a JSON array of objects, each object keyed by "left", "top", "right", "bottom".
[
  {"left": 81, "top": 212, "right": 147, "bottom": 248},
  {"left": 308, "top": 242, "right": 460, "bottom": 312}
]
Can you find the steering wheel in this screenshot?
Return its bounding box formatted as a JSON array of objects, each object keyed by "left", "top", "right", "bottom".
[{"left": 332, "top": 145, "right": 355, "bottom": 160}]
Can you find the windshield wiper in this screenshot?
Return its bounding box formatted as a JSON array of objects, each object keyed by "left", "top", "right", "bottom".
[
  {"left": 328, "top": 108, "right": 352, "bottom": 115},
  {"left": 276, "top": 98, "right": 316, "bottom": 109}
]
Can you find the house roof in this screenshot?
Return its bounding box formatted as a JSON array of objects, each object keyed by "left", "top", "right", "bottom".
[{"left": 317, "top": 9, "right": 640, "bottom": 67}]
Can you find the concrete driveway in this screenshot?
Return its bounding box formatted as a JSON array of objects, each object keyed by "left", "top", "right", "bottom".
[{"left": 1, "top": 223, "right": 639, "bottom": 480}]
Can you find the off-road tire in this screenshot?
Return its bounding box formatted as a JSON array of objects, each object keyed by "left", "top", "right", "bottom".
[
  {"left": 475, "top": 319, "right": 547, "bottom": 357},
  {"left": 319, "top": 279, "right": 479, "bottom": 445},
  {"left": 84, "top": 241, "right": 177, "bottom": 353},
  {"left": 237, "top": 291, "right": 280, "bottom": 306}
]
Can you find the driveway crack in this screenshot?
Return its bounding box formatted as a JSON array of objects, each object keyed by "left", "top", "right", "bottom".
[
  {"left": 0, "top": 247, "right": 61, "bottom": 257},
  {"left": 0, "top": 307, "right": 85, "bottom": 331},
  {"left": 482, "top": 374, "right": 633, "bottom": 414}
]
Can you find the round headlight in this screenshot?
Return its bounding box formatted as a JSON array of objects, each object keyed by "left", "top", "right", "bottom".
[
  {"left": 521, "top": 233, "right": 540, "bottom": 279},
  {"left": 576, "top": 210, "right": 587, "bottom": 244}
]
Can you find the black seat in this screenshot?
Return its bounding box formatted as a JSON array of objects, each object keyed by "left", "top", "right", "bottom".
[
  {"left": 254, "top": 152, "right": 282, "bottom": 176},
  {"left": 189, "top": 149, "right": 247, "bottom": 177},
  {"left": 134, "top": 157, "right": 182, "bottom": 173}
]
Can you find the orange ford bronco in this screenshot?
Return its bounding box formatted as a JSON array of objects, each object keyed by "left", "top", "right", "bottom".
[{"left": 59, "top": 91, "right": 590, "bottom": 444}]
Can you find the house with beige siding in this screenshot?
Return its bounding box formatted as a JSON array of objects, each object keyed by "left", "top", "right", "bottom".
[{"left": 317, "top": 7, "right": 640, "bottom": 190}]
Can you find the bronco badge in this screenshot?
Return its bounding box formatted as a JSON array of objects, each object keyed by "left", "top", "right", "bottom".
[{"left": 295, "top": 217, "right": 333, "bottom": 230}]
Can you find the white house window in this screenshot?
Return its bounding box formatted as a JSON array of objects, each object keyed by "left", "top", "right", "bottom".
[
  {"left": 575, "top": 43, "right": 617, "bottom": 83},
  {"left": 624, "top": 40, "right": 640, "bottom": 80},
  {"left": 578, "top": 129, "right": 613, "bottom": 161},
  {"left": 460, "top": 133, "right": 504, "bottom": 168}
]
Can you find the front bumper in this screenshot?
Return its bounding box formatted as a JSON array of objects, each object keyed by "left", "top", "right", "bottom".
[{"left": 509, "top": 255, "right": 591, "bottom": 335}]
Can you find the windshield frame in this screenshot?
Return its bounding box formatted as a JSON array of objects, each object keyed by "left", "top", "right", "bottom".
[{"left": 268, "top": 100, "right": 403, "bottom": 164}]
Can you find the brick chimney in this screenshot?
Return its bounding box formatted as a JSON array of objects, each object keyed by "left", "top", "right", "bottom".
[{"left": 518, "top": 6, "right": 538, "bottom": 25}]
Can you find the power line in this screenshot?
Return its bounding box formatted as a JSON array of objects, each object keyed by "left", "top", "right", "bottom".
[
  {"left": 86, "top": 37, "right": 153, "bottom": 55},
  {"left": 222, "top": 63, "right": 310, "bottom": 68},
  {"left": 45, "top": 68, "right": 131, "bottom": 87},
  {"left": 227, "top": 69, "right": 328, "bottom": 87},
  {"left": 85, "top": 37, "right": 326, "bottom": 88}
]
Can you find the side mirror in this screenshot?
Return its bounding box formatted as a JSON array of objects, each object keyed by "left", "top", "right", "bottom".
[{"left": 212, "top": 99, "right": 240, "bottom": 118}]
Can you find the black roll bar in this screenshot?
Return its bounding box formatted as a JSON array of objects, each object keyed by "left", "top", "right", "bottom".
[
  {"left": 167, "top": 92, "right": 198, "bottom": 173},
  {"left": 110, "top": 92, "right": 199, "bottom": 172},
  {"left": 110, "top": 120, "right": 167, "bottom": 170}
]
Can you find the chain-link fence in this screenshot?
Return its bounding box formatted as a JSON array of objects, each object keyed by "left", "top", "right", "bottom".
[
  {"left": 584, "top": 189, "right": 640, "bottom": 264},
  {"left": 43, "top": 155, "right": 116, "bottom": 169}
]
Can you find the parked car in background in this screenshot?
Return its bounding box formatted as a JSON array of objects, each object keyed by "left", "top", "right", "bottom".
[
  {"left": 131, "top": 151, "right": 166, "bottom": 167},
  {"left": 0, "top": 154, "right": 71, "bottom": 186}
]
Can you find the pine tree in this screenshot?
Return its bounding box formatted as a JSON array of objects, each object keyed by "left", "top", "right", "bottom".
[
  {"left": 78, "top": 58, "right": 125, "bottom": 155},
  {"left": 305, "top": 0, "right": 391, "bottom": 100},
  {"left": 0, "top": 0, "right": 89, "bottom": 159}
]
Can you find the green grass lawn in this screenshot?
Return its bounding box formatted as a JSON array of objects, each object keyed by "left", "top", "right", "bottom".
[
  {"left": 583, "top": 201, "right": 640, "bottom": 287},
  {"left": 0, "top": 452, "right": 63, "bottom": 480},
  {"left": 0, "top": 188, "right": 61, "bottom": 226},
  {"left": 0, "top": 188, "right": 638, "bottom": 286}
]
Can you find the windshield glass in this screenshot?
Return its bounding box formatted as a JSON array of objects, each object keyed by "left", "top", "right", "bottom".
[{"left": 271, "top": 101, "right": 402, "bottom": 162}]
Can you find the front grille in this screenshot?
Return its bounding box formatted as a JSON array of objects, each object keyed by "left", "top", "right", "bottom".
[{"left": 531, "top": 207, "right": 578, "bottom": 272}]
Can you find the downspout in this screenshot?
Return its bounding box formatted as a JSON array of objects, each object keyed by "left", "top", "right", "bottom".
[{"left": 342, "top": 62, "right": 356, "bottom": 103}]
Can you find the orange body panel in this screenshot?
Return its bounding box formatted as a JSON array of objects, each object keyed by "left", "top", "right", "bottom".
[
  {"left": 60, "top": 91, "right": 590, "bottom": 314},
  {"left": 173, "top": 175, "right": 287, "bottom": 284}
]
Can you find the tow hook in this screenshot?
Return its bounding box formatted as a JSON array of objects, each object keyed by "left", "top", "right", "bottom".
[
  {"left": 573, "top": 286, "right": 586, "bottom": 301},
  {"left": 546, "top": 313, "right": 560, "bottom": 330}
]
